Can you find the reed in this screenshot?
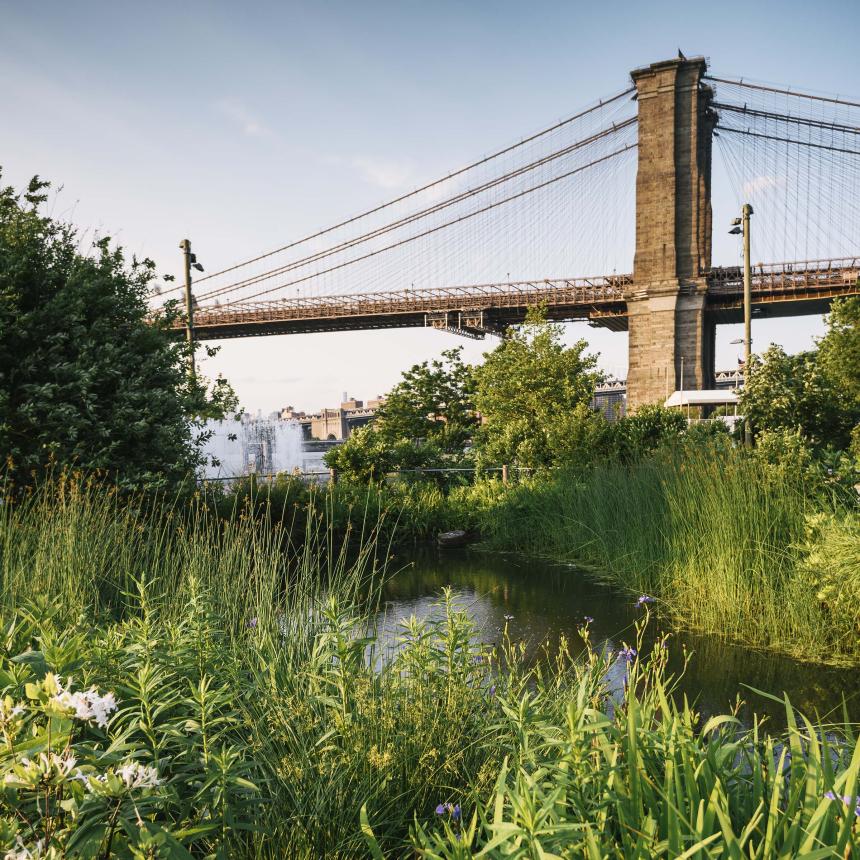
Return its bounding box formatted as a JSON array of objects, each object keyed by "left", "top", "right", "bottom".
[
  {"left": 1, "top": 479, "right": 858, "bottom": 857},
  {"left": 478, "top": 444, "right": 860, "bottom": 664}
]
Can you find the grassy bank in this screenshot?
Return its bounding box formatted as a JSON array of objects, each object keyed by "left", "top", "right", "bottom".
[
  {"left": 2, "top": 481, "right": 859, "bottom": 857},
  {"left": 474, "top": 445, "right": 860, "bottom": 665}
]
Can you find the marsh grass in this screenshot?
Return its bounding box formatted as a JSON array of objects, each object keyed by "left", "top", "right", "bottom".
[
  {"left": 477, "top": 445, "right": 860, "bottom": 665},
  {"left": 1, "top": 479, "right": 858, "bottom": 857}
]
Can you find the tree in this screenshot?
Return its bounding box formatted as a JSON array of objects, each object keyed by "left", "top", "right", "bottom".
[
  {"left": 740, "top": 344, "right": 856, "bottom": 451},
  {"left": 0, "top": 173, "right": 236, "bottom": 489},
  {"left": 324, "top": 348, "right": 476, "bottom": 482},
  {"left": 374, "top": 347, "right": 478, "bottom": 452},
  {"left": 818, "top": 296, "right": 860, "bottom": 407},
  {"left": 472, "top": 307, "right": 603, "bottom": 470}
]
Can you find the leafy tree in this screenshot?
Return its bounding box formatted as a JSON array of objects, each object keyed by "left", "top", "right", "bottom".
[
  {"left": 818, "top": 296, "right": 860, "bottom": 406},
  {"left": 472, "top": 307, "right": 603, "bottom": 470},
  {"left": 374, "top": 347, "right": 477, "bottom": 452},
  {"left": 0, "top": 173, "right": 236, "bottom": 489},
  {"left": 740, "top": 344, "right": 856, "bottom": 451},
  {"left": 606, "top": 404, "right": 689, "bottom": 464},
  {"left": 323, "top": 425, "right": 443, "bottom": 483}
]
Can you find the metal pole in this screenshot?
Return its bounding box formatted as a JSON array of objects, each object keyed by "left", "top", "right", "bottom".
[
  {"left": 742, "top": 203, "right": 753, "bottom": 447},
  {"left": 180, "top": 238, "right": 195, "bottom": 382}
]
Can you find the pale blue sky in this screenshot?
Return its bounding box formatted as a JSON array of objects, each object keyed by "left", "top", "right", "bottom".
[{"left": 2, "top": 1, "right": 858, "bottom": 412}]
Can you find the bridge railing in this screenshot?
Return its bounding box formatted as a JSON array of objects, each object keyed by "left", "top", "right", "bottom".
[{"left": 707, "top": 257, "right": 859, "bottom": 294}]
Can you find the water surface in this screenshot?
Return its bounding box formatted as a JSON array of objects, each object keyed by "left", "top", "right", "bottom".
[{"left": 379, "top": 549, "right": 859, "bottom": 728}]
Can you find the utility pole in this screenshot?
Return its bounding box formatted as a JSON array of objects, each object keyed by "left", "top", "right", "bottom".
[
  {"left": 180, "top": 239, "right": 195, "bottom": 382},
  {"left": 729, "top": 205, "right": 754, "bottom": 447},
  {"left": 741, "top": 203, "right": 753, "bottom": 448}
]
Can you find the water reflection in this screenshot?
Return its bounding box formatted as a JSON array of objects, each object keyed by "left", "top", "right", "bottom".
[{"left": 380, "top": 549, "right": 860, "bottom": 728}]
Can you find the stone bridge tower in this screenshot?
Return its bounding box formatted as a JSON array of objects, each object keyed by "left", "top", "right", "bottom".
[{"left": 625, "top": 57, "right": 717, "bottom": 409}]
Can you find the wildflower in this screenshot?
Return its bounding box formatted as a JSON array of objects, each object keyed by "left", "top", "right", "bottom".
[
  {"left": 435, "top": 803, "right": 447, "bottom": 815},
  {"left": 50, "top": 678, "right": 117, "bottom": 729},
  {"left": 451, "top": 803, "right": 461, "bottom": 822},
  {"left": 4, "top": 836, "right": 45, "bottom": 859},
  {"left": 116, "top": 761, "right": 161, "bottom": 789},
  {"left": 489, "top": 685, "right": 496, "bottom": 697},
  {"left": 824, "top": 791, "right": 860, "bottom": 817},
  {"left": 583, "top": 616, "right": 594, "bottom": 624},
  {"left": 247, "top": 616, "right": 259, "bottom": 629},
  {"left": 503, "top": 614, "right": 514, "bottom": 621},
  {"left": 618, "top": 646, "right": 637, "bottom": 664},
  {"left": 635, "top": 595, "right": 655, "bottom": 608}
]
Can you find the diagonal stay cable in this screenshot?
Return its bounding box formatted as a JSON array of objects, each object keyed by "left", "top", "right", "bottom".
[
  {"left": 195, "top": 117, "right": 638, "bottom": 302},
  {"left": 155, "top": 86, "right": 635, "bottom": 297},
  {"left": 220, "top": 142, "right": 637, "bottom": 307}
]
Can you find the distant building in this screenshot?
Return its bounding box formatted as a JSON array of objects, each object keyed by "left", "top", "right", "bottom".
[
  {"left": 590, "top": 369, "right": 744, "bottom": 422},
  {"left": 279, "top": 394, "right": 386, "bottom": 441}
]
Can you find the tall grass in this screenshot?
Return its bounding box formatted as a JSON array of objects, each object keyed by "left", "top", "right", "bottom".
[
  {"left": 2, "top": 479, "right": 858, "bottom": 856},
  {"left": 477, "top": 444, "right": 860, "bottom": 664}
]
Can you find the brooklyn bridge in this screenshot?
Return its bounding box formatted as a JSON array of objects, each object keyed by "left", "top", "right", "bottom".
[{"left": 156, "top": 56, "right": 860, "bottom": 409}]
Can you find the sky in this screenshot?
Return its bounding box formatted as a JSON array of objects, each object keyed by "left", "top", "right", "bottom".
[{"left": 2, "top": 0, "right": 858, "bottom": 414}]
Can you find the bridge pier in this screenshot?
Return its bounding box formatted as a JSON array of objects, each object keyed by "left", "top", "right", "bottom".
[{"left": 625, "top": 56, "right": 717, "bottom": 409}]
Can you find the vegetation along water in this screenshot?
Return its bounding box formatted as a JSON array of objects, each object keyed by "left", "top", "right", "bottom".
[{"left": 1, "top": 174, "right": 858, "bottom": 855}]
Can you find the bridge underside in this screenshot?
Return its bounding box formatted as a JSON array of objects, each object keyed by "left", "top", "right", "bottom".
[{"left": 182, "top": 261, "right": 858, "bottom": 340}]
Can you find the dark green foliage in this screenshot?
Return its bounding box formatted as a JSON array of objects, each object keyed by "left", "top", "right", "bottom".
[
  {"left": 0, "top": 172, "right": 236, "bottom": 489},
  {"left": 605, "top": 403, "right": 689, "bottom": 463},
  {"left": 374, "top": 346, "right": 478, "bottom": 451},
  {"left": 472, "top": 307, "right": 603, "bottom": 470},
  {"left": 325, "top": 348, "right": 477, "bottom": 482},
  {"left": 740, "top": 344, "right": 856, "bottom": 451}
]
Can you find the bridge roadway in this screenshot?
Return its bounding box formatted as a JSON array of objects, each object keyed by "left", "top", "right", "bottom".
[{"left": 174, "top": 257, "right": 859, "bottom": 340}]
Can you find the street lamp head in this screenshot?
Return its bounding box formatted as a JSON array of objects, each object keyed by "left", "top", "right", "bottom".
[
  {"left": 728, "top": 226, "right": 742, "bottom": 235},
  {"left": 193, "top": 263, "right": 204, "bottom": 272},
  {"left": 730, "top": 217, "right": 742, "bottom": 226},
  {"left": 729, "top": 338, "right": 743, "bottom": 344}
]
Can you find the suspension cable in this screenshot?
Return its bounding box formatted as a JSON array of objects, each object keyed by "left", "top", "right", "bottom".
[
  {"left": 713, "top": 103, "right": 860, "bottom": 135},
  {"left": 222, "top": 142, "right": 637, "bottom": 307},
  {"left": 195, "top": 117, "right": 638, "bottom": 302},
  {"left": 154, "top": 86, "right": 635, "bottom": 297},
  {"left": 705, "top": 76, "right": 860, "bottom": 109},
  {"left": 715, "top": 126, "right": 860, "bottom": 156}
]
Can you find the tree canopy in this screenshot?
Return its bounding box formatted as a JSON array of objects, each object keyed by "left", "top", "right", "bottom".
[
  {"left": 741, "top": 334, "right": 858, "bottom": 454},
  {"left": 472, "top": 307, "right": 603, "bottom": 470},
  {"left": 0, "top": 173, "right": 236, "bottom": 489}
]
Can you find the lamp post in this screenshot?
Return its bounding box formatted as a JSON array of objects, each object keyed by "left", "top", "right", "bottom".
[
  {"left": 729, "top": 204, "right": 754, "bottom": 447},
  {"left": 179, "top": 239, "right": 205, "bottom": 382}
]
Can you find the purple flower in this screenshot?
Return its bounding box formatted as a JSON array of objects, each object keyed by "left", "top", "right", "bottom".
[
  {"left": 824, "top": 791, "right": 860, "bottom": 816},
  {"left": 435, "top": 803, "right": 446, "bottom": 815},
  {"left": 635, "top": 595, "right": 655, "bottom": 607},
  {"left": 583, "top": 616, "right": 594, "bottom": 624},
  {"left": 451, "top": 804, "right": 461, "bottom": 822},
  {"left": 247, "top": 617, "right": 258, "bottom": 629},
  {"left": 619, "top": 646, "right": 637, "bottom": 664},
  {"left": 489, "top": 685, "right": 496, "bottom": 697}
]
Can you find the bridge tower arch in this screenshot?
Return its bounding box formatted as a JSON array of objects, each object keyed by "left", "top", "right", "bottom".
[{"left": 626, "top": 57, "right": 717, "bottom": 409}]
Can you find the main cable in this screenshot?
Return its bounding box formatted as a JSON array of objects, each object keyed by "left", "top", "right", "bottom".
[
  {"left": 154, "top": 86, "right": 635, "bottom": 297},
  {"left": 195, "top": 117, "right": 638, "bottom": 302},
  {"left": 222, "top": 142, "right": 637, "bottom": 307}
]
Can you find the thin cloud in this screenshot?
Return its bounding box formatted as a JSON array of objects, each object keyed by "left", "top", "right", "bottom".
[
  {"left": 215, "top": 99, "right": 272, "bottom": 138},
  {"left": 742, "top": 175, "right": 783, "bottom": 195}
]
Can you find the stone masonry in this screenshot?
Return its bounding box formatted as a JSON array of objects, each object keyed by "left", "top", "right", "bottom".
[{"left": 625, "top": 57, "right": 717, "bottom": 409}]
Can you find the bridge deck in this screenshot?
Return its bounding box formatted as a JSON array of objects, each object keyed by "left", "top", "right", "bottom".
[{"left": 168, "top": 258, "right": 858, "bottom": 339}]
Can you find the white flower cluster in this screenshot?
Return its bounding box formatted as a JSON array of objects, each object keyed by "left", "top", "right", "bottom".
[
  {"left": 4, "top": 836, "right": 44, "bottom": 860},
  {"left": 3, "top": 752, "right": 79, "bottom": 789},
  {"left": 116, "top": 761, "right": 161, "bottom": 789},
  {"left": 85, "top": 760, "right": 161, "bottom": 792},
  {"left": 51, "top": 679, "right": 117, "bottom": 728}
]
